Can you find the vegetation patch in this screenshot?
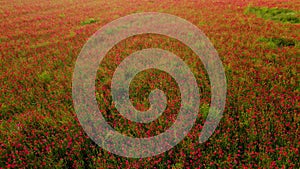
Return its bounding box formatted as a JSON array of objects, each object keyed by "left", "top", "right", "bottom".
[
  {"left": 30, "top": 41, "right": 51, "bottom": 49},
  {"left": 81, "top": 18, "right": 98, "bottom": 25},
  {"left": 245, "top": 6, "right": 300, "bottom": 24},
  {"left": 0, "top": 36, "right": 8, "bottom": 43},
  {"left": 59, "top": 13, "right": 66, "bottom": 18},
  {"left": 38, "top": 71, "right": 52, "bottom": 84},
  {"left": 258, "top": 37, "right": 297, "bottom": 48}
]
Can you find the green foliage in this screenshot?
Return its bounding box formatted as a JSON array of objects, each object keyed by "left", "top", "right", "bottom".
[
  {"left": 172, "top": 162, "right": 184, "bottom": 169},
  {"left": 0, "top": 103, "right": 8, "bottom": 119},
  {"left": 38, "top": 71, "right": 52, "bottom": 83},
  {"left": 258, "top": 37, "right": 297, "bottom": 48},
  {"left": 198, "top": 21, "right": 206, "bottom": 26},
  {"left": 30, "top": 41, "right": 51, "bottom": 49},
  {"left": 200, "top": 103, "right": 210, "bottom": 119},
  {"left": 81, "top": 18, "right": 98, "bottom": 25},
  {"left": 59, "top": 13, "right": 65, "bottom": 18},
  {"left": 245, "top": 6, "right": 300, "bottom": 24}
]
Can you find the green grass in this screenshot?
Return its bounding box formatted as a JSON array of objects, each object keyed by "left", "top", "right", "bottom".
[
  {"left": 245, "top": 6, "right": 300, "bottom": 24},
  {"left": 258, "top": 37, "right": 297, "bottom": 48},
  {"left": 81, "top": 18, "right": 98, "bottom": 25}
]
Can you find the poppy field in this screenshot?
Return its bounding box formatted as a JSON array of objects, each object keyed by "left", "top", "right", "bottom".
[{"left": 0, "top": 0, "right": 299, "bottom": 168}]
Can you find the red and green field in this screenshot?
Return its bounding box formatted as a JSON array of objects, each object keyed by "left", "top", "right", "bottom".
[{"left": 0, "top": 0, "right": 299, "bottom": 168}]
